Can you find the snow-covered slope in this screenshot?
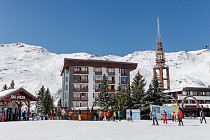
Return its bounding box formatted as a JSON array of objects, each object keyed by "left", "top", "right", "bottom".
[{"left": 0, "top": 43, "right": 210, "bottom": 100}]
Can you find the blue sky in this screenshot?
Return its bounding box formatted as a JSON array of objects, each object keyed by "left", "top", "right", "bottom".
[{"left": 0, "top": 0, "right": 209, "bottom": 56}]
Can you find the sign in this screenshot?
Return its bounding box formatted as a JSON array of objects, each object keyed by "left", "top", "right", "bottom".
[
  {"left": 11, "top": 95, "right": 26, "bottom": 100},
  {"left": 150, "top": 105, "right": 174, "bottom": 120},
  {"left": 126, "top": 109, "right": 141, "bottom": 120}
]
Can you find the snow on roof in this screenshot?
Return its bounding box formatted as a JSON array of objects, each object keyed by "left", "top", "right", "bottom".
[{"left": 0, "top": 88, "right": 20, "bottom": 98}]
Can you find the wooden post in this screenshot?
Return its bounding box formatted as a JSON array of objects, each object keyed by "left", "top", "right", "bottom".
[{"left": 1, "top": 101, "right": 5, "bottom": 122}]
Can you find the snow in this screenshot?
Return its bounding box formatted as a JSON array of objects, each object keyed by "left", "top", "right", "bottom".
[
  {"left": 0, "top": 88, "right": 19, "bottom": 98},
  {"left": 0, "top": 43, "right": 210, "bottom": 102},
  {"left": 0, "top": 118, "right": 209, "bottom": 140}
]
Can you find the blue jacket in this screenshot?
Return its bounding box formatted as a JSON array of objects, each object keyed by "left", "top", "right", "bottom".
[{"left": 152, "top": 111, "right": 156, "bottom": 118}]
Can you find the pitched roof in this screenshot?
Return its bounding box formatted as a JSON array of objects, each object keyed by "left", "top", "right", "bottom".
[{"left": 0, "top": 87, "right": 37, "bottom": 101}]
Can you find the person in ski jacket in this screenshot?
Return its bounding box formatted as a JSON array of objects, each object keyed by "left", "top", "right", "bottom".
[
  {"left": 178, "top": 109, "right": 184, "bottom": 126},
  {"left": 152, "top": 109, "right": 159, "bottom": 125},
  {"left": 162, "top": 110, "right": 167, "bottom": 124},
  {"left": 200, "top": 106, "right": 207, "bottom": 124},
  {"left": 113, "top": 111, "right": 117, "bottom": 121},
  {"left": 171, "top": 111, "right": 176, "bottom": 122},
  {"left": 118, "top": 111, "right": 121, "bottom": 121}
]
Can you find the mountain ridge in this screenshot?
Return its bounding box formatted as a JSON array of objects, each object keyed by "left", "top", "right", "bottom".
[{"left": 1, "top": 43, "right": 210, "bottom": 101}]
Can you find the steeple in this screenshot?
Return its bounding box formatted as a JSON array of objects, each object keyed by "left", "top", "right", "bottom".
[
  {"left": 157, "top": 17, "right": 162, "bottom": 43},
  {"left": 153, "top": 17, "right": 170, "bottom": 90}
]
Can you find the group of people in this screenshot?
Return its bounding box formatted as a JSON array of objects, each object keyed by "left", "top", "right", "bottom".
[
  {"left": 151, "top": 107, "right": 207, "bottom": 126},
  {"left": 151, "top": 108, "right": 184, "bottom": 126},
  {"left": 98, "top": 110, "right": 122, "bottom": 121}
]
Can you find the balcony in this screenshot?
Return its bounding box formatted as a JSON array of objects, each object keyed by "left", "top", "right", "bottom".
[
  {"left": 81, "top": 97, "right": 88, "bottom": 101},
  {"left": 121, "top": 73, "right": 127, "bottom": 76},
  {"left": 73, "top": 88, "right": 88, "bottom": 92},
  {"left": 95, "top": 71, "right": 102, "bottom": 75},
  {"left": 121, "top": 81, "right": 127, "bottom": 84},
  {"left": 108, "top": 80, "right": 115, "bottom": 84},
  {"left": 95, "top": 89, "right": 100, "bottom": 92},
  {"left": 73, "top": 97, "right": 88, "bottom": 101},
  {"left": 95, "top": 80, "right": 102, "bottom": 83},
  {"left": 108, "top": 72, "right": 115, "bottom": 75},
  {"left": 73, "top": 79, "right": 88, "bottom": 83},
  {"left": 73, "top": 97, "right": 81, "bottom": 101},
  {"left": 74, "top": 71, "right": 88, "bottom": 74},
  {"left": 108, "top": 89, "right": 115, "bottom": 92}
]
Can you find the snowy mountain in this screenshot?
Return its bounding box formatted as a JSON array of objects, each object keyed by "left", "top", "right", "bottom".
[{"left": 0, "top": 43, "right": 210, "bottom": 101}]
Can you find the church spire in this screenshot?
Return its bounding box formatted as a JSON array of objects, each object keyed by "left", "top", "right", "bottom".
[{"left": 157, "top": 17, "right": 162, "bottom": 42}]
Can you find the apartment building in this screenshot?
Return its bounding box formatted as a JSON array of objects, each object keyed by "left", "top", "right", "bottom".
[
  {"left": 61, "top": 58, "right": 137, "bottom": 110},
  {"left": 164, "top": 87, "right": 210, "bottom": 117}
]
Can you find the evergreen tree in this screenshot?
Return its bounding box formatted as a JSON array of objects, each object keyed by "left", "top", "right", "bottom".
[
  {"left": 125, "top": 81, "right": 132, "bottom": 109},
  {"left": 98, "top": 74, "right": 110, "bottom": 109},
  {"left": 43, "top": 88, "right": 53, "bottom": 115},
  {"left": 2, "top": 84, "right": 8, "bottom": 91},
  {"left": 131, "top": 71, "right": 146, "bottom": 109},
  {"left": 9, "top": 80, "right": 15, "bottom": 89},
  {"left": 144, "top": 76, "right": 165, "bottom": 106},
  {"left": 36, "top": 86, "right": 45, "bottom": 113},
  {"left": 115, "top": 86, "right": 127, "bottom": 118}
]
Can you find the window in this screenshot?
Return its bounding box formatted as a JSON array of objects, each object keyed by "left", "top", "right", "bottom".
[
  {"left": 73, "top": 101, "right": 80, "bottom": 107},
  {"left": 74, "top": 67, "right": 81, "bottom": 71},
  {"left": 74, "top": 75, "right": 81, "bottom": 80},
  {"left": 65, "top": 102, "right": 67, "bottom": 107},
  {"left": 74, "top": 93, "right": 80, "bottom": 98},
  {"left": 121, "top": 77, "right": 127, "bottom": 83},
  {"left": 66, "top": 77, "right": 68, "bottom": 82},
  {"left": 73, "top": 84, "right": 80, "bottom": 89},
  {"left": 81, "top": 101, "right": 88, "bottom": 107},
  {"left": 65, "top": 93, "right": 68, "bottom": 99},
  {"left": 109, "top": 85, "right": 115, "bottom": 90},
  {"left": 206, "top": 92, "right": 210, "bottom": 96},
  {"left": 95, "top": 84, "right": 100, "bottom": 89},
  {"left": 95, "top": 67, "right": 102, "bottom": 72},
  {"left": 107, "top": 68, "right": 115, "bottom": 73},
  {"left": 66, "top": 85, "right": 68, "bottom": 90},
  {"left": 66, "top": 69, "right": 69, "bottom": 74},
  {"left": 108, "top": 76, "right": 115, "bottom": 81},
  {"left": 121, "top": 69, "right": 126, "bottom": 74},
  {"left": 81, "top": 93, "right": 87, "bottom": 97},
  {"left": 95, "top": 76, "right": 102, "bottom": 81},
  {"left": 81, "top": 84, "right": 88, "bottom": 89},
  {"left": 81, "top": 67, "right": 88, "bottom": 71},
  {"left": 121, "top": 85, "right": 127, "bottom": 90}
]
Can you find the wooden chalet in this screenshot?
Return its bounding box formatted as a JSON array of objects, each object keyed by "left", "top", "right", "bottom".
[{"left": 0, "top": 87, "right": 37, "bottom": 122}]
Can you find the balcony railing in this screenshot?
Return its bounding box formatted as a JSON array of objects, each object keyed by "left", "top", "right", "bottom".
[
  {"left": 108, "top": 80, "right": 115, "bottom": 84},
  {"left": 95, "top": 80, "right": 102, "bottom": 83},
  {"left": 108, "top": 89, "right": 115, "bottom": 92},
  {"left": 73, "top": 97, "right": 88, "bottom": 101},
  {"left": 108, "top": 72, "right": 115, "bottom": 75},
  {"left": 95, "top": 71, "right": 102, "bottom": 75},
  {"left": 95, "top": 89, "right": 100, "bottom": 92},
  {"left": 121, "top": 81, "right": 127, "bottom": 84},
  {"left": 73, "top": 88, "right": 88, "bottom": 92},
  {"left": 81, "top": 97, "right": 88, "bottom": 101},
  {"left": 73, "top": 79, "right": 88, "bottom": 83},
  {"left": 121, "top": 73, "right": 127, "bottom": 76},
  {"left": 74, "top": 71, "right": 88, "bottom": 74}
]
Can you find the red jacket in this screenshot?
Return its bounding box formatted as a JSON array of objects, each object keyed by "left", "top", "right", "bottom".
[{"left": 178, "top": 111, "right": 183, "bottom": 118}]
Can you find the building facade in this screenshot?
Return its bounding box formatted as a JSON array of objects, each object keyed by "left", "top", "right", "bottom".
[
  {"left": 61, "top": 58, "right": 137, "bottom": 110},
  {"left": 164, "top": 87, "right": 210, "bottom": 117}
]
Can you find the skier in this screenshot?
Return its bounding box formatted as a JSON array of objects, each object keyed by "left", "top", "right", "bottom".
[
  {"left": 129, "top": 109, "right": 133, "bottom": 122},
  {"left": 200, "top": 106, "right": 207, "bottom": 124},
  {"left": 118, "top": 111, "right": 121, "bottom": 121},
  {"left": 113, "top": 111, "right": 117, "bottom": 121},
  {"left": 152, "top": 109, "right": 159, "bottom": 125},
  {"left": 178, "top": 109, "right": 184, "bottom": 126},
  {"left": 162, "top": 110, "right": 167, "bottom": 124},
  {"left": 171, "top": 111, "right": 176, "bottom": 122}
]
